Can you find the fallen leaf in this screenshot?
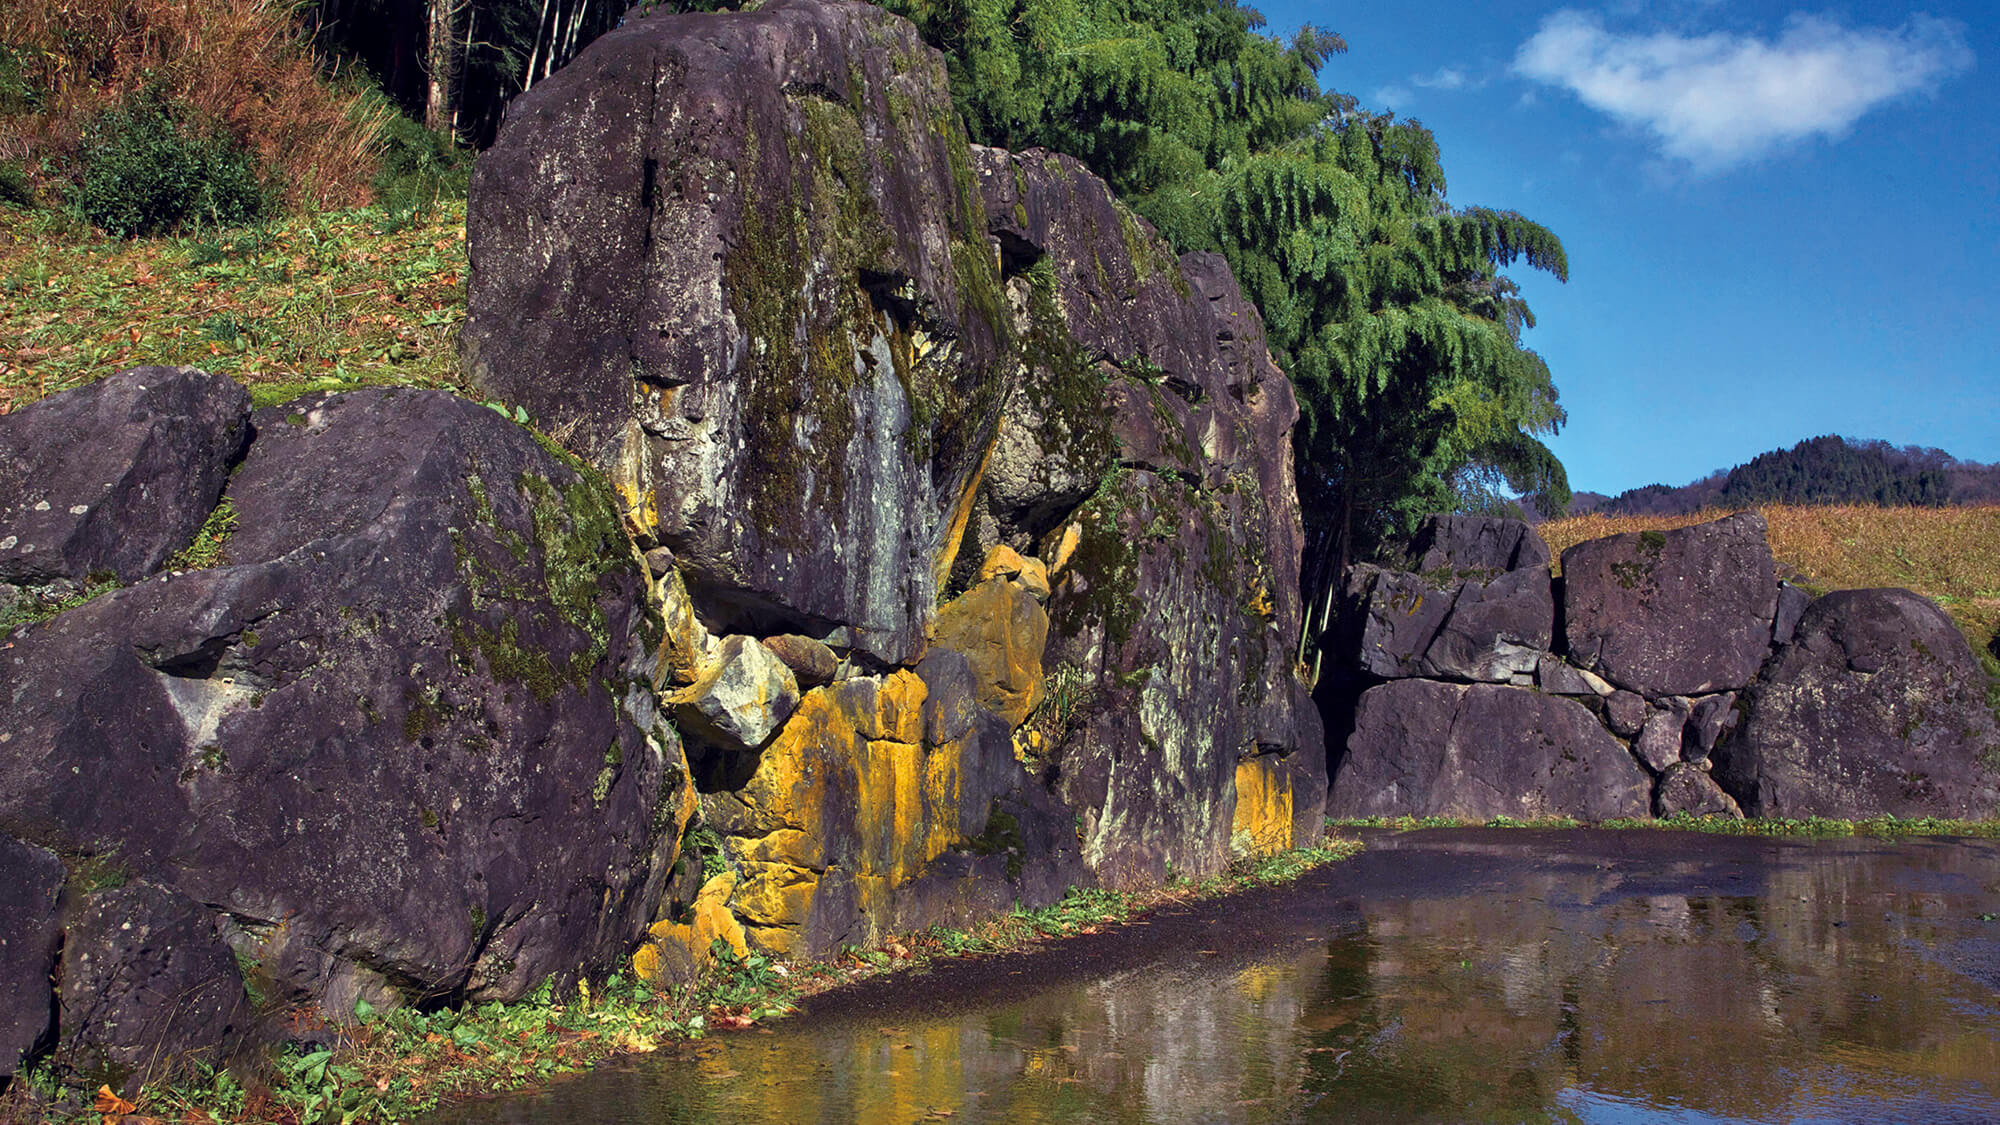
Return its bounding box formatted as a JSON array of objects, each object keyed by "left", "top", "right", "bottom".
[{"left": 93, "top": 1084, "right": 137, "bottom": 1115}]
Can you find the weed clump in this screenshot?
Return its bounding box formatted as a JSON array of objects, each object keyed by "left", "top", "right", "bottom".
[{"left": 74, "top": 96, "right": 266, "bottom": 236}]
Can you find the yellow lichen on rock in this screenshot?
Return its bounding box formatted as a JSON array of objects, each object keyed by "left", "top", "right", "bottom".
[
  {"left": 978, "top": 544, "right": 1051, "bottom": 602},
  {"left": 654, "top": 566, "right": 714, "bottom": 687},
  {"left": 1230, "top": 757, "right": 1295, "bottom": 858},
  {"left": 930, "top": 578, "right": 1049, "bottom": 727},
  {"left": 1047, "top": 521, "right": 1082, "bottom": 575},
  {"left": 632, "top": 871, "right": 748, "bottom": 982}
]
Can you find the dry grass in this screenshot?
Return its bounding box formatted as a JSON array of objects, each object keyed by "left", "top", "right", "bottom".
[
  {"left": 0, "top": 0, "right": 386, "bottom": 211},
  {"left": 1541, "top": 505, "right": 2000, "bottom": 655}
]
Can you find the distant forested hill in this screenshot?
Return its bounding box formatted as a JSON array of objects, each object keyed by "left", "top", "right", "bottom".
[{"left": 1539, "top": 436, "right": 2000, "bottom": 520}]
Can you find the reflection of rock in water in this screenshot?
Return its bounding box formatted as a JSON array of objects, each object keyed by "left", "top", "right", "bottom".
[
  {"left": 1311, "top": 836, "right": 2000, "bottom": 1122},
  {"left": 426, "top": 834, "right": 2000, "bottom": 1125}
]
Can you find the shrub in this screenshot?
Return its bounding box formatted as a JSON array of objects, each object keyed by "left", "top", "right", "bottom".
[
  {"left": 0, "top": 41, "right": 40, "bottom": 114},
  {"left": 0, "top": 0, "right": 383, "bottom": 213},
  {"left": 0, "top": 159, "right": 29, "bottom": 207},
  {"left": 74, "top": 96, "right": 266, "bottom": 235}
]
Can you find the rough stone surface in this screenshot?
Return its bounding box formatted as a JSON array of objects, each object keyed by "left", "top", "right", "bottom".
[
  {"left": 930, "top": 576, "right": 1049, "bottom": 728},
  {"left": 691, "top": 676, "right": 1083, "bottom": 957},
  {"left": 1536, "top": 656, "right": 1600, "bottom": 692},
  {"left": 1772, "top": 582, "right": 1810, "bottom": 645},
  {"left": 675, "top": 635, "right": 801, "bottom": 753},
  {"left": 1347, "top": 565, "right": 1456, "bottom": 680},
  {"left": 1654, "top": 763, "right": 1744, "bottom": 819},
  {"left": 1419, "top": 567, "right": 1554, "bottom": 682},
  {"left": 1562, "top": 513, "right": 1779, "bottom": 696},
  {"left": 1635, "top": 697, "right": 1693, "bottom": 774},
  {"left": 466, "top": 0, "right": 1010, "bottom": 666},
  {"left": 1347, "top": 563, "right": 1551, "bottom": 684},
  {"left": 0, "top": 366, "right": 249, "bottom": 585},
  {"left": 1604, "top": 690, "right": 1649, "bottom": 738},
  {"left": 1330, "top": 681, "right": 1652, "bottom": 821},
  {"left": 1410, "top": 514, "right": 1551, "bottom": 575},
  {"left": 0, "top": 837, "right": 62, "bottom": 1079},
  {"left": 0, "top": 387, "right": 691, "bottom": 1037},
  {"left": 58, "top": 881, "right": 245, "bottom": 1092},
  {"left": 762, "top": 633, "right": 839, "bottom": 689},
  {"left": 1714, "top": 588, "right": 2000, "bottom": 819},
  {"left": 1687, "top": 692, "right": 1740, "bottom": 759},
  {"left": 980, "top": 146, "right": 1326, "bottom": 888}
]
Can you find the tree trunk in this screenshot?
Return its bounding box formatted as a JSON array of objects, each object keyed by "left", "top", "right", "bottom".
[{"left": 424, "top": 0, "right": 461, "bottom": 136}]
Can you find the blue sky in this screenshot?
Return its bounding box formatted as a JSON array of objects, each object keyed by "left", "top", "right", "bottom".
[{"left": 1255, "top": 0, "right": 1997, "bottom": 497}]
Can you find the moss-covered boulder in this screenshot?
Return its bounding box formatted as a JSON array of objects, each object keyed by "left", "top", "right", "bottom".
[
  {"left": 0, "top": 384, "right": 693, "bottom": 1077},
  {"left": 465, "top": 0, "right": 1011, "bottom": 666},
  {"left": 469, "top": 0, "right": 1322, "bottom": 959},
  {"left": 976, "top": 149, "right": 1327, "bottom": 887}
]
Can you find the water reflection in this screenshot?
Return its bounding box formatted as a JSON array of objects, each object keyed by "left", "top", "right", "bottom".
[{"left": 434, "top": 832, "right": 2000, "bottom": 1125}]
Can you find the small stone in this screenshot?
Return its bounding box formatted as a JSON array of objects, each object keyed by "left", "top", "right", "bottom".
[
  {"left": 674, "top": 635, "right": 801, "bottom": 753},
  {"left": 1654, "top": 762, "right": 1744, "bottom": 818},
  {"left": 1604, "top": 690, "right": 1648, "bottom": 737},
  {"left": 978, "top": 545, "right": 1051, "bottom": 603},
  {"left": 1634, "top": 698, "right": 1692, "bottom": 774},
  {"left": 1686, "top": 692, "right": 1740, "bottom": 758},
  {"left": 762, "top": 633, "right": 838, "bottom": 689}
]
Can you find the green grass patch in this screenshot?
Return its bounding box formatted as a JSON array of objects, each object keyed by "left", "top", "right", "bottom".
[
  {"left": 166, "top": 497, "right": 237, "bottom": 571},
  {"left": 0, "top": 200, "right": 470, "bottom": 414},
  {"left": 1330, "top": 813, "right": 2000, "bottom": 839}
]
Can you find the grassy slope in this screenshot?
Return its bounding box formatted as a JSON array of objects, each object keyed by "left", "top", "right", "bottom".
[
  {"left": 0, "top": 202, "right": 468, "bottom": 413},
  {"left": 1541, "top": 506, "right": 2000, "bottom": 659}
]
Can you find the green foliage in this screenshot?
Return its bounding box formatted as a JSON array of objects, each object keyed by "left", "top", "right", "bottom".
[
  {"left": 0, "top": 160, "right": 31, "bottom": 208},
  {"left": 74, "top": 95, "right": 266, "bottom": 236},
  {"left": 0, "top": 574, "right": 120, "bottom": 633},
  {"left": 1720, "top": 434, "right": 1950, "bottom": 508},
  {"left": 167, "top": 498, "right": 238, "bottom": 571},
  {"left": 0, "top": 41, "right": 42, "bottom": 114},
  {"left": 373, "top": 110, "right": 473, "bottom": 215}
]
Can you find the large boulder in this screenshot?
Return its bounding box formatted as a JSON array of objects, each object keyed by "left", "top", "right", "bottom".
[
  {"left": 469, "top": 0, "right": 1324, "bottom": 956},
  {"left": 987, "top": 149, "right": 1326, "bottom": 888},
  {"left": 465, "top": 0, "right": 1010, "bottom": 666},
  {"left": 0, "top": 837, "right": 62, "bottom": 1079},
  {"left": 1713, "top": 588, "right": 2000, "bottom": 818},
  {"left": 0, "top": 386, "right": 691, "bottom": 1047},
  {"left": 1346, "top": 563, "right": 1553, "bottom": 684},
  {"left": 1330, "top": 680, "right": 1652, "bottom": 821},
  {"left": 1562, "top": 513, "right": 1779, "bottom": 696},
  {"left": 0, "top": 367, "right": 248, "bottom": 586},
  {"left": 1409, "top": 514, "right": 1550, "bottom": 575}
]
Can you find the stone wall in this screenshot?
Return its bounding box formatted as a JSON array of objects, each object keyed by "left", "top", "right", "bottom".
[
  {"left": 1327, "top": 513, "right": 2000, "bottom": 822},
  {"left": 464, "top": 0, "right": 1323, "bottom": 972}
]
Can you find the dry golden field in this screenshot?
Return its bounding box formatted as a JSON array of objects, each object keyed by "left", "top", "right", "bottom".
[{"left": 1540, "top": 505, "right": 2000, "bottom": 658}]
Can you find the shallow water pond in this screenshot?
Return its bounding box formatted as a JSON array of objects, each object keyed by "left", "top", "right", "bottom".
[{"left": 434, "top": 830, "right": 2000, "bottom": 1124}]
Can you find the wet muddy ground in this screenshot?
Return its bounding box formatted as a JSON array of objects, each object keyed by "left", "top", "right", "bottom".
[{"left": 432, "top": 829, "right": 2000, "bottom": 1124}]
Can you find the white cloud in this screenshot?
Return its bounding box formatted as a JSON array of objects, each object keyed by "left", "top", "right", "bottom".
[
  {"left": 1372, "top": 84, "right": 1414, "bottom": 109},
  {"left": 1513, "top": 10, "right": 1974, "bottom": 171},
  {"left": 1413, "top": 66, "right": 1471, "bottom": 90}
]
